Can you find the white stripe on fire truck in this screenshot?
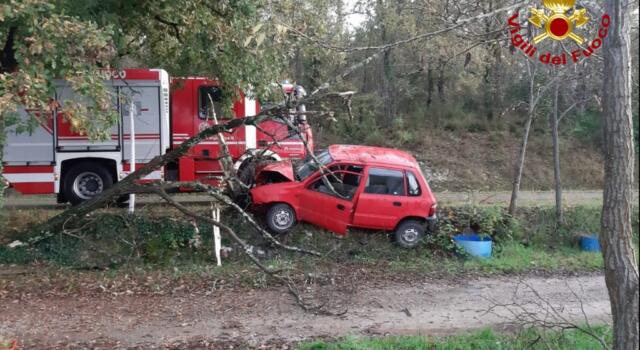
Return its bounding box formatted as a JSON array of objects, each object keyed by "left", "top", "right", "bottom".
[
  {"left": 3, "top": 173, "right": 55, "bottom": 183},
  {"left": 172, "top": 139, "right": 304, "bottom": 146},
  {"left": 122, "top": 170, "right": 163, "bottom": 180},
  {"left": 244, "top": 98, "right": 257, "bottom": 149}
]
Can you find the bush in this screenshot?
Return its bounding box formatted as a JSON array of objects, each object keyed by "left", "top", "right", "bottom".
[
  {"left": 1, "top": 212, "right": 215, "bottom": 267},
  {"left": 433, "top": 206, "right": 519, "bottom": 254},
  {"left": 518, "top": 205, "right": 639, "bottom": 247}
]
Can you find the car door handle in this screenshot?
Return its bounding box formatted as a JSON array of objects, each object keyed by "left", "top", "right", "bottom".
[
  {"left": 336, "top": 204, "right": 345, "bottom": 211},
  {"left": 393, "top": 201, "right": 402, "bottom": 207}
]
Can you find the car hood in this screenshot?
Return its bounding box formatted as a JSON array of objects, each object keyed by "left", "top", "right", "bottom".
[{"left": 257, "top": 160, "right": 295, "bottom": 182}]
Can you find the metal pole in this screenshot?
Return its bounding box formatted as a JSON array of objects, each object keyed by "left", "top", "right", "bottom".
[
  {"left": 128, "top": 101, "right": 136, "bottom": 213},
  {"left": 213, "top": 205, "right": 221, "bottom": 266}
]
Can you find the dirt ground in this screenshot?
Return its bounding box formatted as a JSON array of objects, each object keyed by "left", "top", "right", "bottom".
[{"left": 1, "top": 273, "right": 610, "bottom": 349}]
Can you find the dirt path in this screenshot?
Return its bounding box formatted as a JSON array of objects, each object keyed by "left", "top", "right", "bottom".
[{"left": 1, "top": 274, "right": 610, "bottom": 349}]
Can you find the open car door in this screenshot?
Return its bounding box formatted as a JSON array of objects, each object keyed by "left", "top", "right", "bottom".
[{"left": 297, "top": 166, "right": 363, "bottom": 235}]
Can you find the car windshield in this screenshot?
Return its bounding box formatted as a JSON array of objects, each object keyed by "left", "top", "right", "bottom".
[{"left": 295, "top": 150, "right": 333, "bottom": 181}]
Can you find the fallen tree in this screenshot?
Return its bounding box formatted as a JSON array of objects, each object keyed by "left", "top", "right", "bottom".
[{"left": 27, "top": 3, "right": 533, "bottom": 314}]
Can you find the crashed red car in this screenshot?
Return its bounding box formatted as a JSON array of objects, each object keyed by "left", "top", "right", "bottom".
[{"left": 249, "top": 145, "right": 437, "bottom": 248}]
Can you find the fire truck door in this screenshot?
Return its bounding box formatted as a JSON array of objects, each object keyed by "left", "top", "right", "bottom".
[{"left": 193, "top": 85, "right": 238, "bottom": 182}]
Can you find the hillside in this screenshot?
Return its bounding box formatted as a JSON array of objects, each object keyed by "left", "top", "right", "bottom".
[{"left": 318, "top": 128, "right": 614, "bottom": 192}]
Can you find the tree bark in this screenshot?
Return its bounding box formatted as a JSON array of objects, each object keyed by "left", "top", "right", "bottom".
[
  {"left": 601, "top": 0, "right": 639, "bottom": 349},
  {"left": 378, "top": 0, "right": 395, "bottom": 124},
  {"left": 550, "top": 73, "right": 563, "bottom": 228},
  {"left": 509, "top": 62, "right": 536, "bottom": 216}
]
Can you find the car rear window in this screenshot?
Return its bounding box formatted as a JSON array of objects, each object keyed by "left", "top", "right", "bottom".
[
  {"left": 364, "top": 168, "right": 405, "bottom": 196},
  {"left": 406, "top": 171, "right": 421, "bottom": 196}
]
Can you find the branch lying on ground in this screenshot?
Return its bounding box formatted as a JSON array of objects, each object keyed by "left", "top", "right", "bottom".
[
  {"left": 132, "top": 181, "right": 321, "bottom": 257},
  {"left": 484, "top": 279, "right": 610, "bottom": 350},
  {"left": 128, "top": 182, "right": 344, "bottom": 315}
]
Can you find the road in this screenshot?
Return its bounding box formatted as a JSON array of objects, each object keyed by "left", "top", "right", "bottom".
[
  {"left": 5, "top": 190, "right": 636, "bottom": 209},
  {"left": 1, "top": 274, "right": 610, "bottom": 349}
]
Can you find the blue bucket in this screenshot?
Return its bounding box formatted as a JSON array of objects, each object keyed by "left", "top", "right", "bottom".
[
  {"left": 580, "top": 235, "right": 601, "bottom": 252},
  {"left": 453, "top": 234, "right": 493, "bottom": 258}
]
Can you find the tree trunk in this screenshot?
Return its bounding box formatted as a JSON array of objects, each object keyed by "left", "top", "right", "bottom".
[
  {"left": 426, "top": 64, "right": 434, "bottom": 107},
  {"left": 508, "top": 62, "right": 536, "bottom": 216},
  {"left": 550, "top": 74, "right": 563, "bottom": 228},
  {"left": 0, "top": 112, "right": 5, "bottom": 214},
  {"left": 436, "top": 58, "right": 445, "bottom": 102},
  {"left": 378, "top": 0, "right": 395, "bottom": 124},
  {"left": 601, "top": 0, "right": 639, "bottom": 349},
  {"left": 294, "top": 47, "right": 304, "bottom": 84}
]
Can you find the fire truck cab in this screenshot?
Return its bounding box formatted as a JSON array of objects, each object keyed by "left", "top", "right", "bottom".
[{"left": 2, "top": 69, "right": 313, "bottom": 204}]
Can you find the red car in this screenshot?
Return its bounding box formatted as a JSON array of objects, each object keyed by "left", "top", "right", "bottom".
[{"left": 249, "top": 145, "right": 437, "bottom": 248}]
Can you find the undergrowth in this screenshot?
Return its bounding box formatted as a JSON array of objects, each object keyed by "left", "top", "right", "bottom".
[{"left": 0, "top": 205, "right": 637, "bottom": 274}]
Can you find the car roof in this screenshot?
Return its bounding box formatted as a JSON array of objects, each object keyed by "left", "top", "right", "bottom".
[{"left": 327, "top": 144, "right": 419, "bottom": 168}]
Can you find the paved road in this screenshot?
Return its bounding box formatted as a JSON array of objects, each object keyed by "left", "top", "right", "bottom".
[
  {"left": 1, "top": 274, "right": 610, "bottom": 348},
  {"left": 3, "top": 190, "right": 638, "bottom": 209}
]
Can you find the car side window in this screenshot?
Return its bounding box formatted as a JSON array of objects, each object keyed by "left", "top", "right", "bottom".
[
  {"left": 406, "top": 171, "right": 422, "bottom": 196},
  {"left": 309, "top": 167, "right": 362, "bottom": 200},
  {"left": 198, "top": 86, "right": 225, "bottom": 120},
  {"left": 364, "top": 168, "right": 406, "bottom": 196}
]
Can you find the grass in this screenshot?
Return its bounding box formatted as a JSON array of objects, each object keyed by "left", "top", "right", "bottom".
[
  {"left": 385, "top": 242, "right": 603, "bottom": 275},
  {"left": 297, "top": 327, "right": 612, "bottom": 350}
]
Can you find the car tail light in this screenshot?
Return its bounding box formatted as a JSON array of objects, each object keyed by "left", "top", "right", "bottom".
[{"left": 428, "top": 203, "right": 437, "bottom": 217}]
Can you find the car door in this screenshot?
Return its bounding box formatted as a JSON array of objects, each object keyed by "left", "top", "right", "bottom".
[
  {"left": 297, "top": 166, "right": 363, "bottom": 235},
  {"left": 352, "top": 167, "right": 407, "bottom": 230}
]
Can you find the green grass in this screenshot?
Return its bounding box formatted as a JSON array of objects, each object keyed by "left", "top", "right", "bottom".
[
  {"left": 462, "top": 243, "right": 603, "bottom": 273},
  {"left": 297, "top": 327, "right": 612, "bottom": 350},
  {"left": 386, "top": 242, "right": 603, "bottom": 275}
]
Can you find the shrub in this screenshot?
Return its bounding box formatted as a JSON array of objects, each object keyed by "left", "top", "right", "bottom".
[{"left": 433, "top": 206, "right": 519, "bottom": 253}]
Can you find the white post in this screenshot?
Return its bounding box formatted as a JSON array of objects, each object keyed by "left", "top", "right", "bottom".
[
  {"left": 128, "top": 101, "right": 136, "bottom": 213},
  {"left": 212, "top": 205, "right": 221, "bottom": 266}
]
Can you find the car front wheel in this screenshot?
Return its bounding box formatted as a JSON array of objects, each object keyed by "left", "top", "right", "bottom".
[
  {"left": 395, "top": 220, "right": 425, "bottom": 248},
  {"left": 266, "top": 203, "right": 297, "bottom": 234}
]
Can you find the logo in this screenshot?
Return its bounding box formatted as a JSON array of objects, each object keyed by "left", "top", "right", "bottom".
[
  {"left": 529, "top": 0, "right": 589, "bottom": 44},
  {"left": 507, "top": 0, "right": 610, "bottom": 65}
]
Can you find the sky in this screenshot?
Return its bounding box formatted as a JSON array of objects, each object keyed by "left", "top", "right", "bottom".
[{"left": 344, "top": 0, "right": 367, "bottom": 29}]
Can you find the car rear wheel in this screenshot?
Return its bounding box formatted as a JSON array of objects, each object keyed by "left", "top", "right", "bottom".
[
  {"left": 266, "top": 203, "right": 296, "bottom": 234},
  {"left": 395, "top": 220, "right": 425, "bottom": 249}
]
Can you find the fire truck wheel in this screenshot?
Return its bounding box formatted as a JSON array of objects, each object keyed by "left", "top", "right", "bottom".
[
  {"left": 63, "top": 162, "right": 114, "bottom": 205},
  {"left": 394, "top": 220, "right": 425, "bottom": 249},
  {"left": 266, "top": 203, "right": 296, "bottom": 234}
]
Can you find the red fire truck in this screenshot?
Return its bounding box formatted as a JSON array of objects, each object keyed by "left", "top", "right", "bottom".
[{"left": 2, "top": 69, "right": 313, "bottom": 204}]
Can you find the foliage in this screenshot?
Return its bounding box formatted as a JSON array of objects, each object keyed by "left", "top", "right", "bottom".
[
  {"left": 0, "top": 212, "right": 207, "bottom": 267},
  {"left": 518, "top": 205, "right": 640, "bottom": 247},
  {"left": 297, "top": 326, "right": 612, "bottom": 350},
  {"left": 0, "top": 0, "right": 293, "bottom": 135},
  {"left": 436, "top": 206, "right": 519, "bottom": 246},
  {"left": 0, "top": 0, "right": 117, "bottom": 139}
]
